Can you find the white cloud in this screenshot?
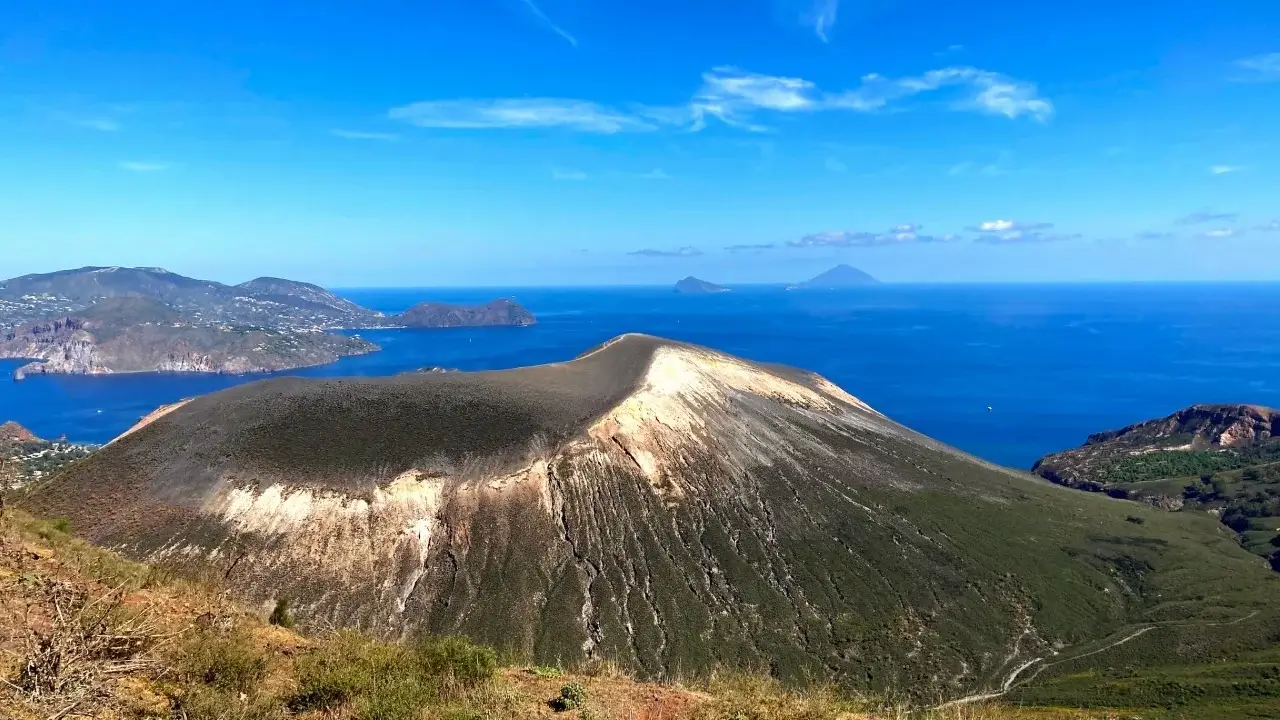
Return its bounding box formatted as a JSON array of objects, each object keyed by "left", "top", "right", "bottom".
[
  {"left": 635, "top": 169, "right": 670, "bottom": 180},
  {"left": 829, "top": 67, "right": 1053, "bottom": 121},
  {"left": 1233, "top": 52, "right": 1280, "bottom": 82},
  {"left": 808, "top": 0, "right": 839, "bottom": 42},
  {"left": 1201, "top": 228, "right": 1243, "bottom": 239},
  {"left": 968, "top": 220, "right": 1066, "bottom": 244},
  {"left": 1210, "top": 164, "right": 1243, "bottom": 175},
  {"left": 789, "top": 225, "right": 956, "bottom": 248},
  {"left": 390, "top": 65, "right": 1053, "bottom": 135},
  {"left": 551, "top": 167, "right": 587, "bottom": 181},
  {"left": 1178, "top": 211, "right": 1238, "bottom": 225},
  {"left": 1257, "top": 220, "right": 1280, "bottom": 232},
  {"left": 975, "top": 230, "right": 1079, "bottom": 244},
  {"left": 1135, "top": 231, "right": 1176, "bottom": 240},
  {"left": 388, "top": 98, "right": 652, "bottom": 133},
  {"left": 331, "top": 129, "right": 400, "bottom": 141},
  {"left": 119, "top": 161, "right": 169, "bottom": 172},
  {"left": 628, "top": 246, "right": 703, "bottom": 257},
  {"left": 519, "top": 0, "right": 578, "bottom": 47},
  {"left": 825, "top": 157, "right": 848, "bottom": 173},
  {"left": 970, "top": 219, "right": 1053, "bottom": 233}
]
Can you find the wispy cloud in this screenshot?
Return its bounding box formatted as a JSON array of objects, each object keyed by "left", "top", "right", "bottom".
[
  {"left": 1257, "top": 220, "right": 1280, "bottom": 232},
  {"left": 825, "top": 157, "right": 848, "bottom": 173},
  {"left": 331, "top": 129, "right": 400, "bottom": 141},
  {"left": 1135, "top": 231, "right": 1177, "bottom": 240},
  {"left": 828, "top": 67, "right": 1053, "bottom": 120},
  {"left": 1200, "top": 227, "right": 1244, "bottom": 239},
  {"left": 975, "top": 230, "right": 1079, "bottom": 244},
  {"left": 725, "top": 243, "right": 777, "bottom": 251},
  {"left": 789, "top": 225, "right": 958, "bottom": 248},
  {"left": 634, "top": 169, "right": 670, "bottom": 180},
  {"left": 389, "top": 98, "right": 652, "bottom": 133},
  {"left": 1178, "top": 211, "right": 1238, "bottom": 225},
  {"left": 628, "top": 246, "right": 703, "bottom": 257},
  {"left": 1209, "top": 164, "right": 1243, "bottom": 175},
  {"left": 1233, "top": 52, "right": 1280, "bottom": 82},
  {"left": 119, "top": 161, "right": 169, "bottom": 172},
  {"left": 390, "top": 64, "right": 1053, "bottom": 134},
  {"left": 968, "top": 219, "right": 1053, "bottom": 233},
  {"left": 551, "top": 167, "right": 588, "bottom": 181},
  {"left": 807, "top": 0, "right": 839, "bottom": 42},
  {"left": 968, "top": 220, "right": 1068, "bottom": 244},
  {"left": 936, "top": 44, "right": 965, "bottom": 57},
  {"left": 519, "top": 0, "right": 578, "bottom": 47}
]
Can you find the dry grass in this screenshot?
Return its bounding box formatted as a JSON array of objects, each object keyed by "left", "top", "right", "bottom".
[{"left": 0, "top": 508, "right": 1132, "bottom": 720}]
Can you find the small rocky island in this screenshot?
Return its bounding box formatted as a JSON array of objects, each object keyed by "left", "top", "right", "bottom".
[
  {"left": 393, "top": 299, "right": 535, "bottom": 328},
  {"left": 787, "top": 264, "right": 880, "bottom": 289},
  {"left": 0, "top": 266, "right": 536, "bottom": 379},
  {"left": 674, "top": 276, "right": 729, "bottom": 294}
]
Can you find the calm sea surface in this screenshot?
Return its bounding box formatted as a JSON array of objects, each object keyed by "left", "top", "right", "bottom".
[{"left": 3, "top": 283, "right": 1279, "bottom": 469}]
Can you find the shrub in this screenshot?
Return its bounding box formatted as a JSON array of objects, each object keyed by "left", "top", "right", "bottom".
[
  {"left": 1125, "top": 515, "right": 1145, "bottom": 525},
  {"left": 176, "top": 627, "right": 268, "bottom": 694},
  {"left": 529, "top": 665, "right": 563, "bottom": 678},
  {"left": 550, "top": 681, "right": 587, "bottom": 712},
  {"left": 268, "top": 599, "right": 294, "bottom": 629},
  {"left": 416, "top": 635, "right": 498, "bottom": 687}
]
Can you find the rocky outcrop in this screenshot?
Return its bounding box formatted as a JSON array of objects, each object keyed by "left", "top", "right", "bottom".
[
  {"left": 393, "top": 299, "right": 535, "bottom": 328},
  {"left": 28, "top": 336, "right": 1280, "bottom": 704},
  {"left": 1084, "top": 404, "right": 1277, "bottom": 449}
]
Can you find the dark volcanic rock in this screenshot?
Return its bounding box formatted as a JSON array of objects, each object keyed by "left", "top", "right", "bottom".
[
  {"left": 674, "top": 277, "right": 729, "bottom": 294},
  {"left": 27, "top": 336, "right": 1280, "bottom": 704},
  {"left": 394, "top": 299, "right": 535, "bottom": 328}
]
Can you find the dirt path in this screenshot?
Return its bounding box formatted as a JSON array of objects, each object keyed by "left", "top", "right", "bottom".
[{"left": 936, "top": 610, "right": 1261, "bottom": 709}]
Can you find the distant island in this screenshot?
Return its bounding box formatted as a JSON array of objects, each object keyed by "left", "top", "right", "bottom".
[
  {"left": 674, "top": 276, "right": 729, "bottom": 294},
  {"left": 394, "top": 299, "right": 535, "bottom": 328},
  {"left": 0, "top": 266, "right": 535, "bottom": 379},
  {"left": 787, "top": 264, "right": 880, "bottom": 290}
]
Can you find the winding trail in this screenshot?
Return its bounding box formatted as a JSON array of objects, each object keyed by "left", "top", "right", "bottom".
[{"left": 935, "top": 610, "right": 1260, "bottom": 709}]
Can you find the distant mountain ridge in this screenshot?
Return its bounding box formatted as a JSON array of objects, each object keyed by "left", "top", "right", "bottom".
[
  {"left": 674, "top": 276, "right": 729, "bottom": 294},
  {"left": 0, "top": 267, "right": 536, "bottom": 378},
  {"left": 788, "top": 264, "right": 879, "bottom": 289}
]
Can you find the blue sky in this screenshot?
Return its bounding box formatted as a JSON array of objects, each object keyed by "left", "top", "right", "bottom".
[{"left": 1, "top": 0, "right": 1277, "bottom": 286}]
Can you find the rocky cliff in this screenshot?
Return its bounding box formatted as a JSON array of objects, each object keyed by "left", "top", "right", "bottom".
[{"left": 27, "top": 336, "right": 1280, "bottom": 705}]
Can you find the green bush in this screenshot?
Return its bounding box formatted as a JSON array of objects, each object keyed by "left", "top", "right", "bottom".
[
  {"left": 291, "top": 632, "right": 500, "bottom": 720},
  {"left": 529, "top": 665, "right": 563, "bottom": 678},
  {"left": 550, "top": 681, "right": 587, "bottom": 712},
  {"left": 416, "top": 635, "right": 497, "bottom": 687},
  {"left": 268, "top": 598, "right": 294, "bottom": 628},
  {"left": 176, "top": 627, "right": 269, "bottom": 694}
]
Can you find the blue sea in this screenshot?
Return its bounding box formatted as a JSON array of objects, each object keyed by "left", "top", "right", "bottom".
[{"left": 3, "top": 283, "right": 1279, "bottom": 470}]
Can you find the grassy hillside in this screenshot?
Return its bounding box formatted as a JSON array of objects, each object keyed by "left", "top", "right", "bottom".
[{"left": 1, "top": 508, "right": 1136, "bottom": 720}]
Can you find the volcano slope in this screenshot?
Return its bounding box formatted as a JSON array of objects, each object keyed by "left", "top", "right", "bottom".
[{"left": 25, "top": 335, "right": 1280, "bottom": 706}]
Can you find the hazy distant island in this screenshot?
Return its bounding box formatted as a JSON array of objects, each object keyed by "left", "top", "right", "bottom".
[
  {"left": 787, "top": 264, "right": 880, "bottom": 290},
  {"left": 394, "top": 299, "right": 536, "bottom": 328},
  {"left": 674, "top": 276, "right": 729, "bottom": 294},
  {"left": 0, "top": 266, "right": 535, "bottom": 379}
]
